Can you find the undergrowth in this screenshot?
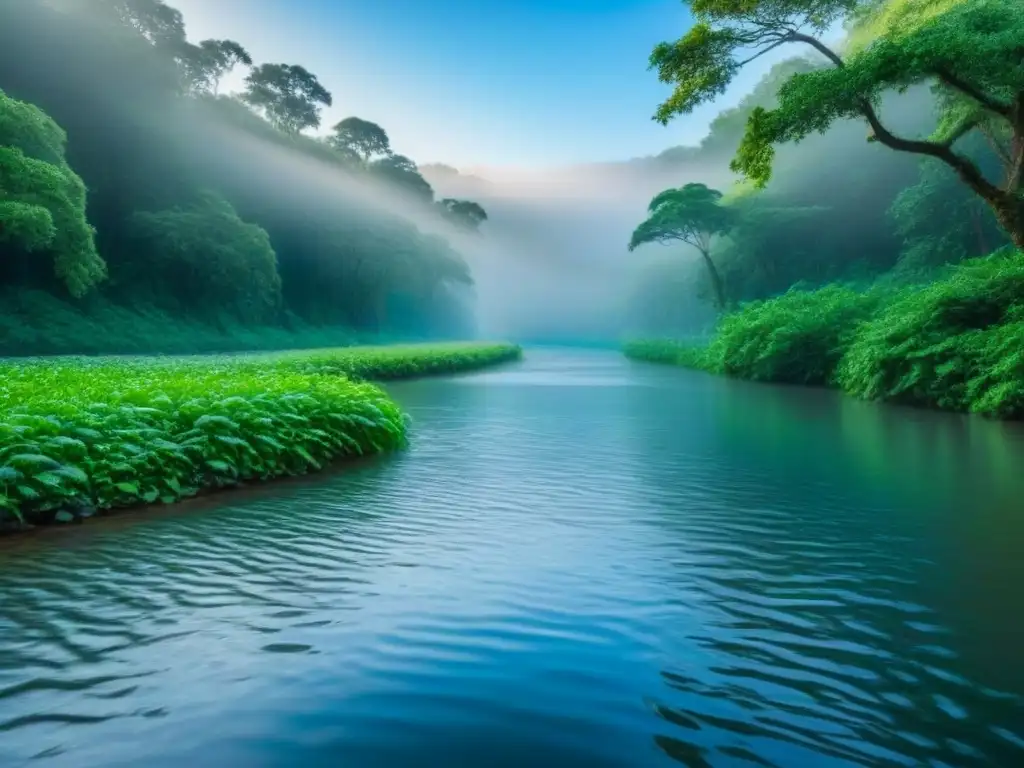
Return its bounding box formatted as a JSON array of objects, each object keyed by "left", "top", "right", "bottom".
[
  {"left": 837, "top": 249, "right": 1024, "bottom": 417},
  {"left": 0, "top": 342, "right": 522, "bottom": 529},
  {"left": 0, "top": 289, "right": 425, "bottom": 356},
  {"left": 624, "top": 248, "right": 1024, "bottom": 418}
]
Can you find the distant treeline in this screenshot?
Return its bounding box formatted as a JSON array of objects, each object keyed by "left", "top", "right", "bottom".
[{"left": 0, "top": 0, "right": 490, "bottom": 352}]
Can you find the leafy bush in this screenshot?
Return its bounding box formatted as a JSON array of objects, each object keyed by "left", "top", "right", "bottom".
[
  {"left": 259, "top": 342, "right": 523, "bottom": 380},
  {"left": 0, "top": 342, "right": 521, "bottom": 528},
  {"left": 837, "top": 249, "right": 1024, "bottom": 416},
  {"left": 704, "top": 285, "right": 883, "bottom": 385},
  {"left": 625, "top": 249, "right": 1024, "bottom": 420},
  {"left": 623, "top": 339, "right": 709, "bottom": 369},
  {"left": 626, "top": 285, "right": 880, "bottom": 386}
]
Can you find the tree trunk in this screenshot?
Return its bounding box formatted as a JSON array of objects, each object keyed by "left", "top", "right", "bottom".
[
  {"left": 991, "top": 195, "right": 1024, "bottom": 251},
  {"left": 699, "top": 249, "right": 728, "bottom": 311}
]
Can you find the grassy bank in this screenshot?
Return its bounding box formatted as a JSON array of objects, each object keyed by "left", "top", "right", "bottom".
[
  {"left": 0, "top": 342, "right": 521, "bottom": 530},
  {"left": 624, "top": 249, "right": 1024, "bottom": 419}
]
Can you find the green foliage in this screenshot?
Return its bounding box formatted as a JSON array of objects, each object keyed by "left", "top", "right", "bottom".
[
  {"left": 626, "top": 249, "right": 1024, "bottom": 419},
  {"left": 629, "top": 184, "right": 735, "bottom": 252},
  {"left": 889, "top": 135, "right": 1009, "bottom": 274},
  {"left": 0, "top": 342, "right": 521, "bottom": 528},
  {"left": 629, "top": 183, "right": 736, "bottom": 310},
  {"left": 733, "top": 0, "right": 1024, "bottom": 185},
  {"left": 0, "top": 1, "right": 490, "bottom": 346},
  {"left": 648, "top": 0, "right": 1024, "bottom": 251},
  {"left": 704, "top": 285, "right": 883, "bottom": 385},
  {"left": 0, "top": 89, "right": 106, "bottom": 297},
  {"left": 181, "top": 39, "right": 252, "bottom": 95},
  {"left": 127, "top": 191, "right": 282, "bottom": 323},
  {"left": 649, "top": 0, "right": 857, "bottom": 126},
  {"left": 261, "top": 341, "right": 523, "bottom": 381},
  {"left": 329, "top": 117, "right": 392, "bottom": 163},
  {"left": 437, "top": 199, "right": 489, "bottom": 232},
  {"left": 241, "top": 63, "right": 333, "bottom": 134},
  {"left": 623, "top": 339, "right": 710, "bottom": 369},
  {"left": 370, "top": 154, "right": 435, "bottom": 203},
  {"left": 837, "top": 248, "right": 1024, "bottom": 416}
]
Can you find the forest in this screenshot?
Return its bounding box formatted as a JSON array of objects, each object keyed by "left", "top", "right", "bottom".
[
  {"left": 625, "top": 0, "right": 1024, "bottom": 418},
  {"left": 0, "top": 0, "right": 489, "bottom": 355}
]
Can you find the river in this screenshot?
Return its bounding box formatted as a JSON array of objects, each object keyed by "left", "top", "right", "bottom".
[{"left": 1, "top": 349, "right": 1023, "bottom": 767}]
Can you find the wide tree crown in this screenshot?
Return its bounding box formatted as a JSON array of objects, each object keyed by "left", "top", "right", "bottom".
[
  {"left": 652, "top": 0, "right": 1024, "bottom": 192},
  {"left": 628, "top": 183, "right": 735, "bottom": 252}
]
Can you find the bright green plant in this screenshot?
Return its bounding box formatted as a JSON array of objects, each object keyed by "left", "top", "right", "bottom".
[
  {"left": 0, "top": 89, "right": 106, "bottom": 296},
  {"left": 837, "top": 248, "right": 1024, "bottom": 416},
  {"left": 0, "top": 342, "right": 522, "bottom": 528},
  {"left": 703, "top": 285, "right": 884, "bottom": 385},
  {"left": 625, "top": 285, "right": 881, "bottom": 385}
]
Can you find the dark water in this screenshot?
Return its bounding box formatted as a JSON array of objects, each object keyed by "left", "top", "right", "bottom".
[{"left": 2, "top": 350, "right": 1024, "bottom": 768}]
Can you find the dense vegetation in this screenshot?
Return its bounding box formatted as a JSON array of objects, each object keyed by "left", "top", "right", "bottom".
[
  {"left": 0, "top": 0, "right": 490, "bottom": 353},
  {"left": 0, "top": 342, "right": 521, "bottom": 529},
  {"left": 625, "top": 0, "right": 1024, "bottom": 418},
  {"left": 627, "top": 248, "right": 1024, "bottom": 416}
]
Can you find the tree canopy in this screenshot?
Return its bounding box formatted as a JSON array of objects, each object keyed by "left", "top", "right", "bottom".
[
  {"left": 0, "top": 0, "right": 488, "bottom": 346},
  {"left": 0, "top": 89, "right": 105, "bottom": 297},
  {"left": 649, "top": 0, "right": 1024, "bottom": 247},
  {"left": 629, "top": 183, "right": 736, "bottom": 309},
  {"left": 329, "top": 117, "right": 392, "bottom": 163},
  {"left": 437, "top": 199, "right": 489, "bottom": 232},
  {"left": 242, "top": 63, "right": 333, "bottom": 134}
]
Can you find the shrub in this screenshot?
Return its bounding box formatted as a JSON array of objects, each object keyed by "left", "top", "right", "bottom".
[{"left": 837, "top": 249, "right": 1024, "bottom": 416}]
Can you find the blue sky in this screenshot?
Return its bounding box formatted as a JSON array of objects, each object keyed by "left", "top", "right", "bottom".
[{"left": 172, "top": 0, "right": 789, "bottom": 169}]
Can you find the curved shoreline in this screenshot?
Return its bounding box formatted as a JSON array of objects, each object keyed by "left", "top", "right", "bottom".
[{"left": 0, "top": 342, "right": 522, "bottom": 537}]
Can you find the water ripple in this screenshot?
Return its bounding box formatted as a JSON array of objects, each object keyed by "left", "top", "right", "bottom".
[{"left": 1, "top": 349, "right": 1023, "bottom": 767}]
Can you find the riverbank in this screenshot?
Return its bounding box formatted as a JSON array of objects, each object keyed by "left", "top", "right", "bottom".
[
  {"left": 624, "top": 248, "right": 1024, "bottom": 419},
  {"left": 0, "top": 342, "right": 522, "bottom": 532}
]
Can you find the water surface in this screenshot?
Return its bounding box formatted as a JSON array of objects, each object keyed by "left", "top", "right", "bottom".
[{"left": 2, "top": 350, "right": 1023, "bottom": 767}]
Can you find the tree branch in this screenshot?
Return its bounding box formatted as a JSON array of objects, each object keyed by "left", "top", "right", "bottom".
[
  {"left": 861, "top": 101, "right": 1004, "bottom": 202},
  {"left": 736, "top": 38, "right": 789, "bottom": 67},
  {"left": 785, "top": 31, "right": 845, "bottom": 69},
  {"left": 934, "top": 69, "right": 1012, "bottom": 118}
]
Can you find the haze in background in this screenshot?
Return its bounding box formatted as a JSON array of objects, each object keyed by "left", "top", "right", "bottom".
[{"left": 161, "top": 0, "right": 812, "bottom": 344}]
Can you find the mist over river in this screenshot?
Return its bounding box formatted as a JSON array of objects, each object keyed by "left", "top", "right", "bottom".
[{"left": 2, "top": 350, "right": 1023, "bottom": 767}]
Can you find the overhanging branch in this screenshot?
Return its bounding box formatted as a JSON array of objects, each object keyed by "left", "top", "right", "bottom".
[
  {"left": 861, "top": 100, "right": 1004, "bottom": 201},
  {"left": 934, "top": 69, "right": 1012, "bottom": 118}
]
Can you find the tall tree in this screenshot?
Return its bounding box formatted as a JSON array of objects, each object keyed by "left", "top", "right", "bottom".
[
  {"left": 437, "top": 198, "right": 488, "bottom": 232},
  {"left": 0, "top": 89, "right": 106, "bottom": 297},
  {"left": 628, "top": 183, "right": 735, "bottom": 310},
  {"left": 241, "top": 63, "right": 332, "bottom": 134},
  {"left": 329, "top": 117, "right": 392, "bottom": 163},
  {"left": 181, "top": 39, "right": 252, "bottom": 95},
  {"left": 90, "top": 0, "right": 187, "bottom": 50},
  {"left": 647, "top": 0, "right": 1024, "bottom": 249},
  {"left": 370, "top": 154, "right": 434, "bottom": 202}
]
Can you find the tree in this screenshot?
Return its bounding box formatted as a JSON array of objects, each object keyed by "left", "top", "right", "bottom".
[
  {"left": 181, "top": 39, "right": 252, "bottom": 95},
  {"left": 370, "top": 154, "right": 435, "bottom": 202},
  {"left": 90, "top": 0, "right": 187, "bottom": 50},
  {"left": 127, "top": 191, "right": 282, "bottom": 322},
  {"left": 889, "top": 134, "right": 1009, "bottom": 274},
  {"left": 0, "top": 89, "right": 106, "bottom": 297},
  {"left": 648, "top": 0, "right": 1024, "bottom": 249},
  {"left": 241, "top": 63, "right": 332, "bottom": 133},
  {"left": 628, "top": 183, "right": 735, "bottom": 310},
  {"left": 329, "top": 117, "right": 392, "bottom": 163},
  {"left": 437, "top": 198, "right": 488, "bottom": 232}
]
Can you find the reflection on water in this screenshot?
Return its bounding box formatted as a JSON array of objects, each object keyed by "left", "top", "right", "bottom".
[{"left": 1, "top": 349, "right": 1022, "bottom": 767}]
